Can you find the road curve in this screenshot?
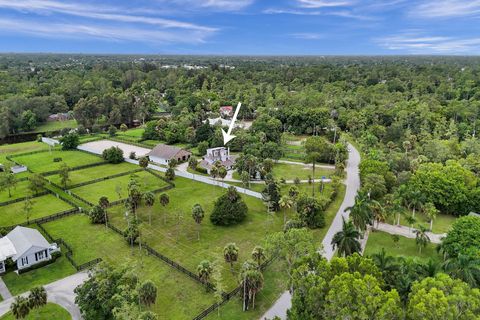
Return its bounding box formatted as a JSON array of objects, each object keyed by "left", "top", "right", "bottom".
[{"left": 260, "top": 143, "right": 361, "bottom": 320}]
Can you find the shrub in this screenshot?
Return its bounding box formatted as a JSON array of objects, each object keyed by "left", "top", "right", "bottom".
[
  {"left": 210, "top": 187, "right": 248, "bottom": 226},
  {"left": 36, "top": 134, "right": 42, "bottom": 142},
  {"left": 129, "top": 151, "right": 136, "bottom": 160},
  {"left": 59, "top": 133, "right": 80, "bottom": 150},
  {"left": 102, "top": 147, "right": 124, "bottom": 164},
  {"left": 53, "top": 157, "right": 62, "bottom": 162},
  {"left": 297, "top": 194, "right": 325, "bottom": 229},
  {"left": 89, "top": 205, "right": 106, "bottom": 224},
  {"left": 120, "top": 124, "right": 128, "bottom": 132},
  {"left": 108, "top": 125, "right": 117, "bottom": 137},
  {"left": 165, "top": 167, "right": 175, "bottom": 180}
]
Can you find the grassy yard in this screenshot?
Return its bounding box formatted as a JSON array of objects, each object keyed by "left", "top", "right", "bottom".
[
  {"left": 13, "top": 150, "right": 103, "bottom": 173},
  {"left": 117, "top": 128, "right": 144, "bottom": 139},
  {"left": 34, "top": 120, "right": 77, "bottom": 132},
  {"left": 43, "top": 214, "right": 216, "bottom": 319},
  {"left": 0, "top": 179, "right": 32, "bottom": 203},
  {"left": 0, "top": 141, "right": 50, "bottom": 177},
  {"left": 2, "top": 255, "right": 76, "bottom": 296},
  {"left": 0, "top": 194, "right": 73, "bottom": 227},
  {"left": 0, "top": 303, "right": 71, "bottom": 320},
  {"left": 47, "top": 162, "right": 138, "bottom": 187},
  {"left": 364, "top": 231, "right": 440, "bottom": 262},
  {"left": 397, "top": 211, "right": 456, "bottom": 234},
  {"left": 70, "top": 170, "right": 169, "bottom": 203},
  {"left": 108, "top": 177, "right": 293, "bottom": 290},
  {"left": 271, "top": 163, "right": 334, "bottom": 180}
]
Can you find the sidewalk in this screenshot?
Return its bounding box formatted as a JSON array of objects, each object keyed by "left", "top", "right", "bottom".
[
  {"left": 374, "top": 222, "right": 445, "bottom": 244},
  {"left": 0, "top": 277, "right": 12, "bottom": 300}
]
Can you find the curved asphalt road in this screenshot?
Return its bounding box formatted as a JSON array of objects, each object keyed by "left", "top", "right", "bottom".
[{"left": 260, "top": 143, "right": 361, "bottom": 320}]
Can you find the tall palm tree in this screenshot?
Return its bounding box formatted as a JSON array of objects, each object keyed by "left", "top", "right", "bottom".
[
  {"left": 371, "top": 248, "right": 397, "bottom": 274},
  {"left": 159, "top": 193, "right": 169, "bottom": 225},
  {"left": 423, "top": 202, "right": 438, "bottom": 231},
  {"left": 406, "top": 189, "right": 424, "bottom": 218},
  {"left": 240, "top": 269, "right": 264, "bottom": 311},
  {"left": 251, "top": 246, "right": 266, "bottom": 267},
  {"left": 331, "top": 218, "right": 362, "bottom": 257},
  {"left": 223, "top": 243, "right": 239, "bottom": 272},
  {"left": 28, "top": 286, "right": 47, "bottom": 310},
  {"left": 345, "top": 192, "right": 373, "bottom": 232},
  {"left": 191, "top": 204, "right": 205, "bottom": 240},
  {"left": 405, "top": 215, "right": 416, "bottom": 232},
  {"left": 443, "top": 254, "right": 480, "bottom": 287},
  {"left": 11, "top": 296, "right": 30, "bottom": 320},
  {"left": 98, "top": 196, "right": 110, "bottom": 228},
  {"left": 138, "top": 280, "right": 157, "bottom": 307},
  {"left": 278, "top": 195, "right": 293, "bottom": 227},
  {"left": 414, "top": 225, "right": 430, "bottom": 253},
  {"left": 143, "top": 192, "right": 155, "bottom": 225},
  {"left": 305, "top": 151, "right": 320, "bottom": 197},
  {"left": 197, "top": 260, "right": 213, "bottom": 292}
]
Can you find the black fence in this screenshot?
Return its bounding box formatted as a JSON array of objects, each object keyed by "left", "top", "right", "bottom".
[
  {"left": 1, "top": 207, "right": 80, "bottom": 230},
  {"left": 0, "top": 190, "right": 49, "bottom": 207},
  {"left": 37, "top": 223, "right": 102, "bottom": 271},
  {"left": 66, "top": 168, "right": 144, "bottom": 189},
  {"left": 41, "top": 161, "right": 106, "bottom": 177}
]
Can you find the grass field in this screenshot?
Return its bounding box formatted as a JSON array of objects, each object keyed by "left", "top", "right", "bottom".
[
  {"left": 0, "top": 141, "right": 50, "bottom": 178},
  {"left": 43, "top": 214, "right": 216, "bottom": 319},
  {"left": 13, "top": 150, "right": 104, "bottom": 173},
  {"left": 34, "top": 120, "right": 77, "bottom": 133},
  {"left": 47, "top": 162, "right": 138, "bottom": 187},
  {"left": 70, "top": 170, "right": 169, "bottom": 203},
  {"left": 2, "top": 254, "right": 76, "bottom": 296},
  {"left": 397, "top": 212, "right": 456, "bottom": 234},
  {"left": 364, "top": 231, "right": 440, "bottom": 262},
  {"left": 117, "top": 128, "right": 144, "bottom": 139},
  {"left": 0, "top": 194, "right": 73, "bottom": 227},
  {"left": 108, "top": 177, "right": 292, "bottom": 290},
  {"left": 271, "top": 163, "right": 334, "bottom": 180},
  {"left": 0, "top": 179, "right": 32, "bottom": 203},
  {"left": 0, "top": 303, "right": 71, "bottom": 320}
]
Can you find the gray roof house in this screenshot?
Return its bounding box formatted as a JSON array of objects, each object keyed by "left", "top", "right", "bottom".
[
  {"left": 147, "top": 144, "right": 192, "bottom": 166},
  {"left": 0, "top": 226, "right": 58, "bottom": 273}
]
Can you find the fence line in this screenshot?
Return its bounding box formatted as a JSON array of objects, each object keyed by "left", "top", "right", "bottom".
[
  {"left": 1, "top": 207, "right": 80, "bottom": 230},
  {"left": 0, "top": 190, "right": 49, "bottom": 207}
]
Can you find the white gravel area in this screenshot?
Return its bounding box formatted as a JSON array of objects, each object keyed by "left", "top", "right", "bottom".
[{"left": 78, "top": 139, "right": 151, "bottom": 157}]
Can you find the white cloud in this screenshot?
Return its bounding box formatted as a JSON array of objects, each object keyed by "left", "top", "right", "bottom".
[
  {"left": 171, "top": 0, "right": 254, "bottom": 11},
  {"left": 411, "top": 0, "right": 480, "bottom": 18},
  {"left": 376, "top": 32, "right": 480, "bottom": 54},
  {"left": 291, "top": 32, "right": 325, "bottom": 39},
  {"left": 297, "top": 0, "right": 353, "bottom": 8},
  {"left": 0, "top": 18, "right": 211, "bottom": 44}
]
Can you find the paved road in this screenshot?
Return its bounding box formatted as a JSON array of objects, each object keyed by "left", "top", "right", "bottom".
[
  {"left": 260, "top": 143, "right": 361, "bottom": 320},
  {"left": 0, "top": 277, "right": 12, "bottom": 300},
  {"left": 375, "top": 222, "right": 445, "bottom": 244},
  {"left": 0, "top": 271, "right": 88, "bottom": 319}
]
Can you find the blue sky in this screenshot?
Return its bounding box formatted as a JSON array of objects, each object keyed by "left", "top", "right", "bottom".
[{"left": 0, "top": 0, "right": 479, "bottom": 55}]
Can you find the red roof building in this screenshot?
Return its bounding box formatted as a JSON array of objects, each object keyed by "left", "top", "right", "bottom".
[{"left": 219, "top": 106, "right": 233, "bottom": 117}]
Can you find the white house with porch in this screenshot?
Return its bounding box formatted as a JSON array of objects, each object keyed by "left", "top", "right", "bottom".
[
  {"left": 199, "top": 147, "right": 236, "bottom": 174},
  {"left": 0, "top": 226, "right": 58, "bottom": 273}
]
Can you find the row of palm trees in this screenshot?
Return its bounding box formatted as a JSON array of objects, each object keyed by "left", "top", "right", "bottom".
[
  {"left": 10, "top": 286, "right": 47, "bottom": 320},
  {"left": 197, "top": 244, "right": 266, "bottom": 311}
]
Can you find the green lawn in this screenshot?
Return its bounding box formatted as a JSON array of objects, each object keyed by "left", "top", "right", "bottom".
[
  {"left": 34, "top": 120, "right": 77, "bottom": 133},
  {"left": 0, "top": 303, "right": 71, "bottom": 320},
  {"left": 108, "top": 177, "right": 293, "bottom": 290},
  {"left": 12, "top": 150, "right": 103, "bottom": 173},
  {"left": 0, "top": 179, "right": 32, "bottom": 203},
  {"left": 364, "top": 231, "right": 440, "bottom": 262},
  {"left": 2, "top": 255, "right": 76, "bottom": 296},
  {"left": 271, "top": 163, "right": 334, "bottom": 180},
  {"left": 70, "top": 170, "right": 169, "bottom": 203},
  {"left": 47, "top": 162, "right": 138, "bottom": 187},
  {"left": 397, "top": 211, "right": 456, "bottom": 234},
  {"left": 0, "top": 194, "right": 73, "bottom": 227},
  {"left": 117, "top": 128, "right": 144, "bottom": 139},
  {"left": 0, "top": 141, "right": 50, "bottom": 178},
  {"left": 43, "top": 214, "right": 216, "bottom": 319}
]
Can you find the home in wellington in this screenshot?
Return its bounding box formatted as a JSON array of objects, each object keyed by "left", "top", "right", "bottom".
[
  {"left": 200, "top": 147, "right": 236, "bottom": 174},
  {"left": 0, "top": 226, "right": 59, "bottom": 273},
  {"left": 147, "top": 144, "right": 192, "bottom": 166}
]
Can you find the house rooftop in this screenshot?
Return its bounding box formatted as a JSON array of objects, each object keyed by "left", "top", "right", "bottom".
[
  {"left": 147, "top": 144, "right": 190, "bottom": 160},
  {"left": 6, "top": 226, "right": 50, "bottom": 261}
]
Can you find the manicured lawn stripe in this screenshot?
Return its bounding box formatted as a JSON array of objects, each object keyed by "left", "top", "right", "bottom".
[
  {"left": 13, "top": 150, "right": 104, "bottom": 173},
  {"left": 0, "top": 180, "right": 33, "bottom": 203}
]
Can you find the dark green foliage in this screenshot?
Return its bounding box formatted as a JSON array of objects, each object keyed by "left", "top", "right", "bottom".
[
  {"left": 296, "top": 194, "right": 325, "bottom": 228},
  {"left": 210, "top": 187, "right": 248, "bottom": 226},
  {"left": 89, "top": 205, "right": 106, "bottom": 224},
  {"left": 261, "top": 179, "right": 281, "bottom": 212},
  {"left": 165, "top": 167, "right": 175, "bottom": 180},
  {"left": 59, "top": 133, "right": 79, "bottom": 150},
  {"left": 102, "top": 146, "right": 124, "bottom": 164},
  {"left": 441, "top": 216, "right": 480, "bottom": 259}
]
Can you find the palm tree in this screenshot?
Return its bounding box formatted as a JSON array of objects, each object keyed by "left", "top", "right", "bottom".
[
  {"left": 345, "top": 192, "right": 373, "bottom": 232},
  {"left": 138, "top": 280, "right": 157, "bottom": 307},
  {"left": 406, "top": 189, "right": 424, "bottom": 218},
  {"left": 405, "top": 215, "right": 417, "bottom": 232},
  {"left": 371, "top": 248, "right": 397, "bottom": 274},
  {"left": 159, "top": 193, "right": 169, "bottom": 224},
  {"left": 197, "top": 260, "right": 213, "bottom": 292},
  {"left": 421, "top": 259, "right": 441, "bottom": 277},
  {"left": 423, "top": 202, "right": 438, "bottom": 231},
  {"left": 11, "top": 296, "right": 30, "bottom": 320},
  {"left": 331, "top": 218, "right": 362, "bottom": 257},
  {"left": 443, "top": 254, "right": 480, "bottom": 287},
  {"left": 143, "top": 192, "right": 155, "bottom": 225},
  {"left": 414, "top": 225, "right": 430, "bottom": 253},
  {"left": 191, "top": 204, "right": 205, "bottom": 240},
  {"left": 240, "top": 269, "right": 264, "bottom": 311},
  {"left": 251, "top": 246, "right": 266, "bottom": 267},
  {"left": 224, "top": 243, "right": 239, "bottom": 273},
  {"left": 218, "top": 165, "right": 227, "bottom": 186},
  {"left": 99, "top": 196, "right": 109, "bottom": 228},
  {"left": 28, "top": 286, "right": 47, "bottom": 310},
  {"left": 305, "top": 151, "right": 320, "bottom": 197},
  {"left": 278, "top": 195, "right": 293, "bottom": 227}
]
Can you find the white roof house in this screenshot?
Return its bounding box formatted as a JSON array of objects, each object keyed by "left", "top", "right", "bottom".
[{"left": 0, "top": 226, "right": 55, "bottom": 272}]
